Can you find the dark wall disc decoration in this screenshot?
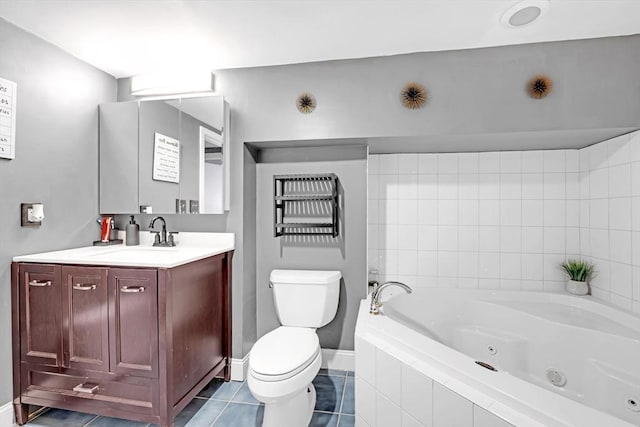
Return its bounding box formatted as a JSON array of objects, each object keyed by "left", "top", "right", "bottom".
[
  {"left": 296, "top": 92, "right": 316, "bottom": 114},
  {"left": 527, "top": 75, "right": 553, "bottom": 99},
  {"left": 400, "top": 82, "right": 427, "bottom": 109}
]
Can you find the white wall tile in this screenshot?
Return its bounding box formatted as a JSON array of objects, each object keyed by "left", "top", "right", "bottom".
[
  {"left": 566, "top": 173, "right": 580, "bottom": 199},
  {"left": 500, "top": 151, "right": 522, "bottom": 173},
  {"left": 438, "top": 226, "right": 458, "bottom": 251},
  {"left": 383, "top": 224, "right": 399, "bottom": 250},
  {"left": 478, "top": 173, "right": 499, "bottom": 199},
  {"left": 402, "top": 412, "right": 426, "bottom": 427},
  {"left": 377, "top": 392, "right": 402, "bottom": 427},
  {"left": 458, "top": 226, "right": 479, "bottom": 252},
  {"left": 438, "top": 153, "right": 458, "bottom": 174},
  {"left": 418, "top": 225, "right": 438, "bottom": 251},
  {"left": 500, "top": 226, "right": 521, "bottom": 253},
  {"left": 399, "top": 200, "right": 419, "bottom": 225},
  {"left": 590, "top": 228, "right": 610, "bottom": 260},
  {"left": 589, "top": 199, "right": 608, "bottom": 229},
  {"left": 418, "top": 154, "right": 438, "bottom": 174},
  {"left": 368, "top": 225, "right": 379, "bottom": 249},
  {"left": 632, "top": 163, "right": 640, "bottom": 197},
  {"left": 522, "top": 151, "right": 544, "bottom": 173},
  {"left": 543, "top": 254, "right": 565, "bottom": 281},
  {"left": 376, "top": 348, "right": 402, "bottom": 404},
  {"left": 479, "top": 226, "right": 500, "bottom": 252},
  {"left": 379, "top": 174, "right": 399, "bottom": 200},
  {"left": 589, "top": 141, "right": 608, "bottom": 170},
  {"left": 522, "top": 173, "right": 544, "bottom": 199},
  {"left": 479, "top": 152, "right": 499, "bottom": 173},
  {"left": 579, "top": 148, "right": 590, "bottom": 172},
  {"left": 379, "top": 154, "right": 399, "bottom": 174},
  {"left": 500, "top": 253, "right": 521, "bottom": 279},
  {"left": 432, "top": 383, "right": 473, "bottom": 427},
  {"left": 398, "top": 175, "right": 419, "bottom": 200},
  {"left": 500, "top": 174, "right": 522, "bottom": 200},
  {"left": 398, "top": 153, "right": 419, "bottom": 174},
  {"left": 522, "top": 253, "right": 544, "bottom": 280},
  {"left": 610, "top": 262, "right": 632, "bottom": 299},
  {"left": 458, "top": 251, "right": 479, "bottom": 278},
  {"left": 417, "top": 200, "right": 438, "bottom": 225},
  {"left": 473, "top": 406, "right": 513, "bottom": 427},
  {"left": 398, "top": 250, "right": 419, "bottom": 275},
  {"left": 610, "top": 230, "right": 632, "bottom": 264},
  {"left": 355, "top": 378, "right": 376, "bottom": 427},
  {"left": 458, "top": 153, "right": 479, "bottom": 174},
  {"left": 500, "top": 200, "right": 521, "bottom": 226},
  {"left": 479, "top": 253, "right": 500, "bottom": 278},
  {"left": 438, "top": 200, "right": 458, "bottom": 225},
  {"left": 589, "top": 168, "right": 609, "bottom": 199},
  {"left": 369, "top": 155, "right": 380, "bottom": 175},
  {"left": 633, "top": 197, "right": 640, "bottom": 231},
  {"left": 368, "top": 174, "right": 380, "bottom": 200},
  {"left": 458, "top": 174, "right": 479, "bottom": 199},
  {"left": 633, "top": 232, "right": 640, "bottom": 267},
  {"left": 543, "top": 200, "right": 566, "bottom": 227},
  {"left": 609, "top": 164, "right": 631, "bottom": 198},
  {"left": 565, "top": 150, "right": 579, "bottom": 173},
  {"left": 543, "top": 150, "right": 565, "bottom": 173},
  {"left": 522, "top": 227, "right": 544, "bottom": 253},
  {"left": 438, "top": 252, "right": 458, "bottom": 277},
  {"left": 607, "top": 133, "right": 630, "bottom": 167},
  {"left": 401, "top": 365, "right": 433, "bottom": 426},
  {"left": 543, "top": 173, "right": 565, "bottom": 199},
  {"left": 418, "top": 175, "right": 438, "bottom": 199},
  {"left": 355, "top": 337, "right": 376, "bottom": 384},
  {"left": 479, "top": 200, "right": 500, "bottom": 226},
  {"left": 609, "top": 198, "right": 632, "bottom": 231},
  {"left": 398, "top": 225, "right": 419, "bottom": 250},
  {"left": 458, "top": 200, "right": 479, "bottom": 226},
  {"left": 368, "top": 199, "right": 380, "bottom": 224},
  {"left": 418, "top": 251, "right": 438, "bottom": 276},
  {"left": 522, "top": 200, "right": 543, "bottom": 226},
  {"left": 438, "top": 174, "right": 458, "bottom": 200},
  {"left": 630, "top": 133, "right": 640, "bottom": 162}
]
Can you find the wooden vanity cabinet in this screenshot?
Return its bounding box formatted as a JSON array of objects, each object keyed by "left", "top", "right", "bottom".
[{"left": 11, "top": 252, "right": 232, "bottom": 427}]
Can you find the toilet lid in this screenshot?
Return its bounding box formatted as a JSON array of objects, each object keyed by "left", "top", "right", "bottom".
[{"left": 250, "top": 327, "right": 320, "bottom": 379}]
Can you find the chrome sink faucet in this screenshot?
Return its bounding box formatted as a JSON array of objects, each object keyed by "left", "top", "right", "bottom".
[
  {"left": 369, "top": 281, "right": 412, "bottom": 315},
  {"left": 149, "top": 216, "right": 176, "bottom": 247}
]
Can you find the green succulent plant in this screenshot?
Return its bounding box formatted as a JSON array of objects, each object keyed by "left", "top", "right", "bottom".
[{"left": 560, "top": 259, "right": 594, "bottom": 282}]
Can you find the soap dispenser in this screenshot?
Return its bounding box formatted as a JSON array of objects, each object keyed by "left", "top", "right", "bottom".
[{"left": 125, "top": 215, "right": 140, "bottom": 246}]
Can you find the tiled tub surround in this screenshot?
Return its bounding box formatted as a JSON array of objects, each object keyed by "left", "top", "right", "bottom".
[
  {"left": 369, "top": 129, "right": 640, "bottom": 312},
  {"left": 368, "top": 149, "right": 581, "bottom": 293},
  {"left": 354, "top": 294, "right": 639, "bottom": 427}
]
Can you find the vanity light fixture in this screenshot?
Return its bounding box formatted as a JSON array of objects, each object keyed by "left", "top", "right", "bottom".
[
  {"left": 501, "top": 0, "right": 550, "bottom": 28},
  {"left": 130, "top": 70, "right": 215, "bottom": 96}
]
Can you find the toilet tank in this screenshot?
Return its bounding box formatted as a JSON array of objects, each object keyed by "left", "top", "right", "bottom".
[{"left": 270, "top": 269, "right": 341, "bottom": 328}]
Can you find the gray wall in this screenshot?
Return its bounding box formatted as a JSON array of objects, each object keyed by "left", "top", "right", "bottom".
[
  {"left": 255, "top": 145, "right": 367, "bottom": 350},
  {"left": 120, "top": 35, "right": 640, "bottom": 359},
  {"left": 0, "top": 18, "right": 116, "bottom": 404}
]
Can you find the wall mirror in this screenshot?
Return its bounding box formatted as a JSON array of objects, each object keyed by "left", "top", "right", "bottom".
[{"left": 99, "top": 95, "right": 229, "bottom": 214}]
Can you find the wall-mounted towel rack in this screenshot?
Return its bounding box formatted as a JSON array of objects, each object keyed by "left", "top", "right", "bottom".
[{"left": 273, "top": 173, "right": 339, "bottom": 237}]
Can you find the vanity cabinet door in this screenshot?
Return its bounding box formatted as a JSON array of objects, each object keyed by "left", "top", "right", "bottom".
[
  {"left": 61, "top": 266, "right": 109, "bottom": 372},
  {"left": 19, "top": 264, "right": 62, "bottom": 367},
  {"left": 108, "top": 268, "right": 159, "bottom": 378}
]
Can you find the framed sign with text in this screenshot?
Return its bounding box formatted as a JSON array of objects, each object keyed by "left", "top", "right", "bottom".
[
  {"left": 152, "top": 132, "right": 180, "bottom": 183},
  {"left": 0, "top": 77, "right": 17, "bottom": 159}
]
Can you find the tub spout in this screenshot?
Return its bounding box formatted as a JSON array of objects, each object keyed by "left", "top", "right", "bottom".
[{"left": 369, "top": 281, "right": 412, "bottom": 315}]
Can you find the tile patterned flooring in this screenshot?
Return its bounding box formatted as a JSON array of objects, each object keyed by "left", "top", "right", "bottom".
[{"left": 24, "top": 369, "right": 355, "bottom": 427}]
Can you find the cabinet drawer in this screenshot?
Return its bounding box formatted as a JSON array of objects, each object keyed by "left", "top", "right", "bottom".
[{"left": 21, "top": 365, "right": 153, "bottom": 410}]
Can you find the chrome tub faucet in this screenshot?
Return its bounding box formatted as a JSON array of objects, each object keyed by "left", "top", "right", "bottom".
[{"left": 369, "top": 281, "right": 412, "bottom": 315}]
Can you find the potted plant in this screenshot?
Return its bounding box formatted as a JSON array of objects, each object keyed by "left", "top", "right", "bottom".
[{"left": 560, "top": 259, "right": 594, "bottom": 296}]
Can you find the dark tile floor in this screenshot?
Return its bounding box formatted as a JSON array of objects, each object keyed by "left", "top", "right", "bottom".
[{"left": 24, "top": 369, "right": 355, "bottom": 427}]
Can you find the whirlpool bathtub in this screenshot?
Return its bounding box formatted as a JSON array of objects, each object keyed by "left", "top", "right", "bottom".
[{"left": 354, "top": 289, "right": 640, "bottom": 427}]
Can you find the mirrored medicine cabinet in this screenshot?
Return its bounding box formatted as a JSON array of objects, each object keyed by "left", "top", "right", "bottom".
[{"left": 99, "top": 95, "right": 229, "bottom": 215}]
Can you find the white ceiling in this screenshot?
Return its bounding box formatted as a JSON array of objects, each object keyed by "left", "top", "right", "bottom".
[{"left": 1, "top": 0, "right": 639, "bottom": 78}]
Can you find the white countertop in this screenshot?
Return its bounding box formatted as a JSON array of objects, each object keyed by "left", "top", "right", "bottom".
[{"left": 13, "top": 232, "right": 234, "bottom": 268}]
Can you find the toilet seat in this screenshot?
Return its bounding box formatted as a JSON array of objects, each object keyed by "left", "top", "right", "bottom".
[{"left": 250, "top": 327, "right": 320, "bottom": 382}]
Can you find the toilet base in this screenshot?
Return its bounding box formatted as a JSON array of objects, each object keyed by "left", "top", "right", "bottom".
[{"left": 262, "top": 383, "right": 316, "bottom": 427}]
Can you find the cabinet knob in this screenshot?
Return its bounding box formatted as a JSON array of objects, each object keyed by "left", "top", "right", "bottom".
[
  {"left": 28, "top": 280, "right": 51, "bottom": 287},
  {"left": 121, "top": 285, "right": 145, "bottom": 293},
  {"left": 73, "top": 284, "right": 97, "bottom": 291}
]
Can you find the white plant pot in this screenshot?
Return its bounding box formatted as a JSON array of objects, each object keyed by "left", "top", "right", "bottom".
[{"left": 566, "top": 279, "right": 589, "bottom": 296}]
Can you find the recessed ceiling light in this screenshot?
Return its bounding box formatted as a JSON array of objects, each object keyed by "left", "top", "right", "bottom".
[{"left": 501, "top": 0, "right": 550, "bottom": 28}]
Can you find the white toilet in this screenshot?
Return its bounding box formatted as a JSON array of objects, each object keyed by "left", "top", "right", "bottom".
[{"left": 248, "top": 269, "right": 341, "bottom": 427}]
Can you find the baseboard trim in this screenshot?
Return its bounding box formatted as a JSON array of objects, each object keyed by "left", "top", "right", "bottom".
[
  {"left": 321, "top": 348, "right": 355, "bottom": 372},
  {"left": 230, "top": 354, "right": 250, "bottom": 382},
  {"left": 1, "top": 401, "right": 14, "bottom": 426}
]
